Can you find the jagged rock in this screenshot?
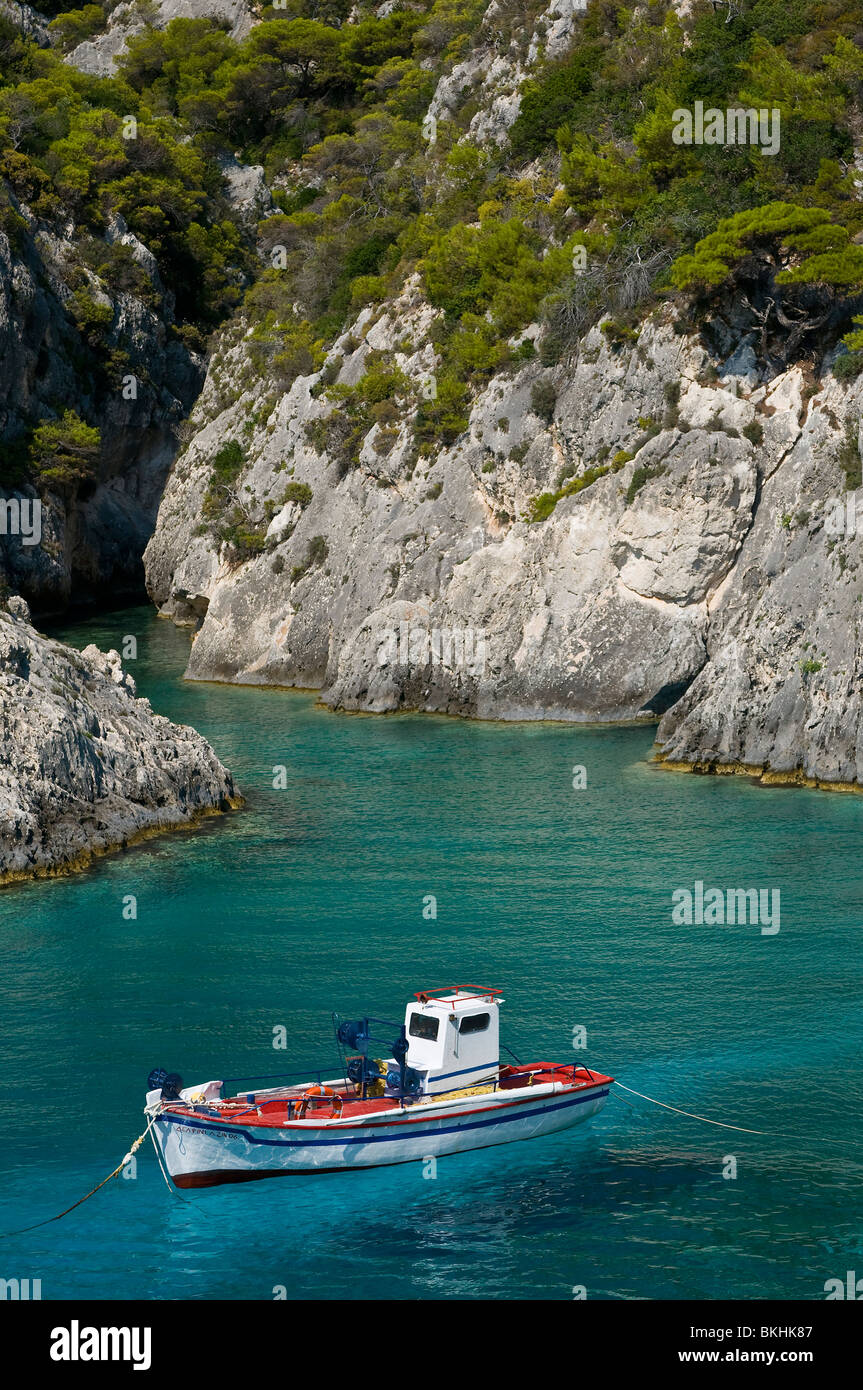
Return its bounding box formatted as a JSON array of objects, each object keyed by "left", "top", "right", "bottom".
[
  {"left": 6, "top": 594, "right": 30, "bottom": 622},
  {"left": 143, "top": 308, "right": 739, "bottom": 717},
  {"left": 218, "top": 154, "right": 274, "bottom": 224},
  {"left": 424, "top": 0, "right": 575, "bottom": 148},
  {"left": 0, "top": 607, "right": 239, "bottom": 884},
  {"left": 529, "top": 0, "right": 589, "bottom": 63},
  {"left": 0, "top": 0, "right": 50, "bottom": 45}
]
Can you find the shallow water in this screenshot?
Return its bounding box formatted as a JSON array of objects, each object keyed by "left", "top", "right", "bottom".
[{"left": 1, "top": 605, "right": 861, "bottom": 1300}]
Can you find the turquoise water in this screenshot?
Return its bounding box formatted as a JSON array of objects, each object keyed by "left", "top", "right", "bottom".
[{"left": 1, "top": 605, "right": 861, "bottom": 1301}]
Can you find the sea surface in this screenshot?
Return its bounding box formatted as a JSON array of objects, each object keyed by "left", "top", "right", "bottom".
[{"left": 1, "top": 605, "right": 861, "bottom": 1300}]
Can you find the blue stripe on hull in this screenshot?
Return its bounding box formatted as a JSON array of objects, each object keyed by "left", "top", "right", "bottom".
[{"left": 156, "top": 1087, "right": 610, "bottom": 1150}]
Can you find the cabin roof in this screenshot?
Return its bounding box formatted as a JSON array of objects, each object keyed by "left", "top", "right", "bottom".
[{"left": 412, "top": 986, "right": 502, "bottom": 1013}]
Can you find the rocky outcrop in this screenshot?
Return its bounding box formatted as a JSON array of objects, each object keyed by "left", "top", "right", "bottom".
[
  {"left": 66, "top": 0, "right": 256, "bottom": 77},
  {"left": 141, "top": 300, "right": 730, "bottom": 716},
  {"left": 0, "top": 603, "right": 239, "bottom": 884},
  {"left": 427, "top": 0, "right": 581, "bottom": 147},
  {"left": 0, "top": 1, "right": 50, "bottom": 45},
  {"left": 656, "top": 369, "right": 863, "bottom": 787},
  {"left": 5, "top": 0, "right": 860, "bottom": 798}
]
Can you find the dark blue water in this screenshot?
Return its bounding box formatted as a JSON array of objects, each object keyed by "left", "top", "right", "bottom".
[{"left": 1, "top": 606, "right": 861, "bottom": 1300}]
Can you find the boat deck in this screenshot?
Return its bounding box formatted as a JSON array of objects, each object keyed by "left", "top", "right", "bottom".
[{"left": 160, "top": 1064, "right": 613, "bottom": 1128}]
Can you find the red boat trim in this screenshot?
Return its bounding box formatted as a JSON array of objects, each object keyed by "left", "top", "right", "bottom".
[
  {"left": 160, "top": 1074, "right": 614, "bottom": 1134},
  {"left": 278, "top": 1076, "right": 614, "bottom": 1133}
]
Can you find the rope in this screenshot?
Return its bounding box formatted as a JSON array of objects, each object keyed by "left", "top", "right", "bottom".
[
  {"left": 609, "top": 1087, "right": 641, "bottom": 1114},
  {"left": 613, "top": 1081, "right": 765, "bottom": 1134},
  {"left": 0, "top": 1116, "right": 156, "bottom": 1240}
]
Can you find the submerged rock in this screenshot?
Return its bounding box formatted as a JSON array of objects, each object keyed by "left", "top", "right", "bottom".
[{"left": 0, "top": 608, "right": 240, "bottom": 885}]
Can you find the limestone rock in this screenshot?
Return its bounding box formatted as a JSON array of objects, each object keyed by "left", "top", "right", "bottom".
[
  {"left": 66, "top": 0, "right": 255, "bottom": 77},
  {"left": 0, "top": 607, "right": 239, "bottom": 883}
]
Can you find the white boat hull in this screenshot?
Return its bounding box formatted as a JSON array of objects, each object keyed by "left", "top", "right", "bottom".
[{"left": 152, "top": 1082, "right": 610, "bottom": 1187}]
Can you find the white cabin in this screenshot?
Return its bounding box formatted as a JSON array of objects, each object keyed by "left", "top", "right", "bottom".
[{"left": 404, "top": 988, "right": 502, "bottom": 1096}]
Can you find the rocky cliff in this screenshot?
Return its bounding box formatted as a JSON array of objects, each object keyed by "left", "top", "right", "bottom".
[
  {"left": 4, "top": 0, "right": 863, "bottom": 798},
  {"left": 0, "top": 598, "right": 239, "bottom": 884},
  {"left": 0, "top": 213, "right": 203, "bottom": 613},
  {"left": 144, "top": 289, "right": 863, "bottom": 787},
  {"left": 0, "top": 0, "right": 257, "bottom": 616},
  {"left": 133, "top": 0, "right": 863, "bottom": 792}
]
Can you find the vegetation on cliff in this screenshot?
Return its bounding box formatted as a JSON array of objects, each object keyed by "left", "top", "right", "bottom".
[{"left": 3, "top": 0, "right": 863, "bottom": 502}]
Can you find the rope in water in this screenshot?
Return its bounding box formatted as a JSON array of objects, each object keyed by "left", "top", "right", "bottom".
[
  {"left": 0, "top": 1115, "right": 156, "bottom": 1239},
  {"left": 613, "top": 1081, "right": 765, "bottom": 1134}
]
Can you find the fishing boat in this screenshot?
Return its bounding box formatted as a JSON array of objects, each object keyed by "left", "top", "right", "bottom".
[{"left": 145, "top": 986, "right": 613, "bottom": 1188}]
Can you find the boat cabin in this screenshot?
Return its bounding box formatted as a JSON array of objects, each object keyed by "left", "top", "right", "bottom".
[{"left": 405, "top": 986, "right": 502, "bottom": 1096}]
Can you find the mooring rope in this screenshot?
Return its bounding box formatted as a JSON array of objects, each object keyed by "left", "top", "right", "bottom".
[
  {"left": 148, "top": 1118, "right": 198, "bottom": 1205},
  {"left": 613, "top": 1081, "right": 765, "bottom": 1134},
  {"left": 0, "top": 1115, "right": 156, "bottom": 1239}
]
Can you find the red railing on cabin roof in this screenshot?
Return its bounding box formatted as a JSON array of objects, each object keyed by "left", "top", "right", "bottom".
[{"left": 414, "top": 985, "right": 503, "bottom": 1002}]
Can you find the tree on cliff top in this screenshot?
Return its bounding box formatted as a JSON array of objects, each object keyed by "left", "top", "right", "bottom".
[
  {"left": 671, "top": 203, "right": 863, "bottom": 293},
  {"left": 670, "top": 203, "right": 863, "bottom": 365}
]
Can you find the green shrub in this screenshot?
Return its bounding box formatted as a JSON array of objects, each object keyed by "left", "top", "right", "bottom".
[
  {"left": 834, "top": 350, "right": 863, "bottom": 381},
  {"left": 626, "top": 462, "right": 666, "bottom": 505},
  {"left": 281, "top": 481, "right": 313, "bottom": 507},
  {"left": 48, "top": 6, "right": 107, "bottom": 53},
  {"left": 671, "top": 204, "right": 863, "bottom": 293},
  {"left": 742, "top": 420, "right": 764, "bottom": 445},
  {"left": 526, "top": 459, "right": 624, "bottom": 523},
  {"left": 838, "top": 420, "right": 861, "bottom": 490},
  {"left": 291, "top": 533, "right": 328, "bottom": 582},
  {"left": 67, "top": 289, "right": 114, "bottom": 347},
  {"left": 530, "top": 380, "right": 557, "bottom": 425},
  {"left": 509, "top": 46, "right": 602, "bottom": 160},
  {"left": 29, "top": 411, "right": 101, "bottom": 487},
  {"left": 414, "top": 372, "right": 470, "bottom": 448}
]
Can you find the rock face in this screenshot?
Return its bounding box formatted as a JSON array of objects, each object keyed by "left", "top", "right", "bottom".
[
  {"left": 0, "top": 214, "right": 203, "bottom": 615},
  {"left": 4, "top": 0, "right": 861, "bottom": 798},
  {"left": 66, "top": 0, "right": 256, "bottom": 77},
  {"left": 0, "top": 1, "right": 50, "bottom": 45},
  {"left": 656, "top": 368, "right": 863, "bottom": 786},
  {"left": 0, "top": 606, "right": 239, "bottom": 884},
  {"left": 143, "top": 270, "right": 863, "bottom": 787},
  {"left": 427, "top": 0, "right": 581, "bottom": 147}
]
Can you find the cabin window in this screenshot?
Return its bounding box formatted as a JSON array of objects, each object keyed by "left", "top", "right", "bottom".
[
  {"left": 409, "top": 1012, "right": 439, "bottom": 1042},
  {"left": 459, "top": 1012, "right": 490, "bottom": 1035}
]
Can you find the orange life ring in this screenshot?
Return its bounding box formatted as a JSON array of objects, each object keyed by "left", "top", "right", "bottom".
[{"left": 293, "top": 1084, "right": 335, "bottom": 1119}]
